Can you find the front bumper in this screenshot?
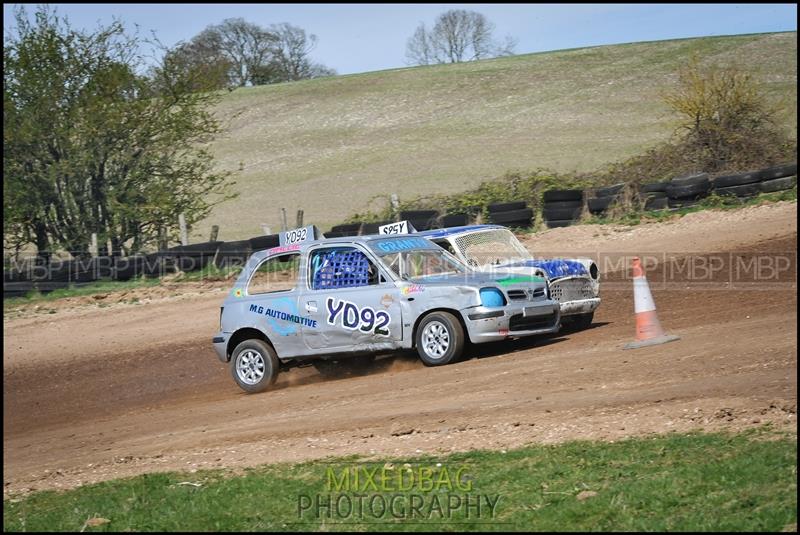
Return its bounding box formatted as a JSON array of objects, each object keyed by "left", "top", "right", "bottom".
[
  {"left": 558, "top": 297, "right": 601, "bottom": 316},
  {"left": 212, "top": 332, "right": 229, "bottom": 362},
  {"left": 463, "top": 300, "right": 560, "bottom": 343}
]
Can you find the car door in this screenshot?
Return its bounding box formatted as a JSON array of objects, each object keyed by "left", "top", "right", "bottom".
[
  {"left": 300, "top": 244, "right": 403, "bottom": 351},
  {"left": 234, "top": 250, "right": 306, "bottom": 357}
]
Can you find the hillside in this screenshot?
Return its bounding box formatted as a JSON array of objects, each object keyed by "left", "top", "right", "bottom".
[{"left": 201, "top": 32, "right": 797, "bottom": 240}]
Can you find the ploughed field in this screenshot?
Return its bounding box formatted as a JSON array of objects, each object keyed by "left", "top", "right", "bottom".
[{"left": 3, "top": 202, "right": 797, "bottom": 496}]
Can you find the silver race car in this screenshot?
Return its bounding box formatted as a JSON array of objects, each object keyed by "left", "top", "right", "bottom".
[
  {"left": 416, "top": 224, "right": 600, "bottom": 330},
  {"left": 213, "top": 226, "right": 560, "bottom": 393}
]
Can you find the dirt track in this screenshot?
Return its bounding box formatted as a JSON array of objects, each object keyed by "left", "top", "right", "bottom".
[{"left": 3, "top": 202, "right": 797, "bottom": 496}]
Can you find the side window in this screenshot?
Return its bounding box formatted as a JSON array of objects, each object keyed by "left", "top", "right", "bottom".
[
  {"left": 248, "top": 253, "right": 300, "bottom": 295},
  {"left": 309, "top": 247, "right": 380, "bottom": 290},
  {"left": 433, "top": 239, "right": 457, "bottom": 256}
]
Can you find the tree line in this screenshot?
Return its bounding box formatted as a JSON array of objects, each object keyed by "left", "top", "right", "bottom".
[{"left": 4, "top": 7, "right": 516, "bottom": 260}]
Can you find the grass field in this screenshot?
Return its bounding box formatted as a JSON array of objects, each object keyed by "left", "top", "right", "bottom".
[
  {"left": 199, "top": 32, "right": 797, "bottom": 241},
  {"left": 4, "top": 430, "right": 796, "bottom": 532}
]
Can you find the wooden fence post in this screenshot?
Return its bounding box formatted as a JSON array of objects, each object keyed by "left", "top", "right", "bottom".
[
  {"left": 280, "top": 208, "right": 288, "bottom": 232},
  {"left": 296, "top": 209, "right": 304, "bottom": 228},
  {"left": 179, "top": 213, "right": 188, "bottom": 246},
  {"left": 209, "top": 225, "right": 219, "bottom": 242}
]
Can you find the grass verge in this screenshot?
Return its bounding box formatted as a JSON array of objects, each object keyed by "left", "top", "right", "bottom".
[{"left": 3, "top": 430, "right": 796, "bottom": 531}]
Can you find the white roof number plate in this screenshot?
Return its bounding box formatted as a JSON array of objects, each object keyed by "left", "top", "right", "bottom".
[{"left": 379, "top": 221, "right": 411, "bottom": 235}]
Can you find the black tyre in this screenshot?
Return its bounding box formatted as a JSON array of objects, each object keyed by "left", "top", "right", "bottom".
[
  {"left": 488, "top": 201, "right": 527, "bottom": 213},
  {"left": 360, "top": 221, "right": 392, "bottom": 235},
  {"left": 415, "top": 311, "right": 465, "bottom": 366},
  {"left": 331, "top": 222, "right": 363, "bottom": 233},
  {"left": 563, "top": 311, "right": 594, "bottom": 331},
  {"left": 760, "top": 175, "right": 797, "bottom": 193},
  {"left": 325, "top": 230, "right": 347, "bottom": 238},
  {"left": 670, "top": 172, "right": 709, "bottom": 186},
  {"left": 644, "top": 197, "right": 669, "bottom": 210},
  {"left": 441, "top": 214, "right": 469, "bottom": 227},
  {"left": 595, "top": 183, "right": 625, "bottom": 197},
  {"left": 668, "top": 198, "right": 701, "bottom": 209},
  {"left": 542, "top": 199, "right": 583, "bottom": 210},
  {"left": 587, "top": 196, "right": 616, "bottom": 213},
  {"left": 641, "top": 191, "right": 668, "bottom": 199},
  {"left": 3, "top": 281, "right": 35, "bottom": 298},
  {"left": 545, "top": 219, "right": 575, "bottom": 228},
  {"left": 407, "top": 217, "right": 439, "bottom": 231},
  {"left": 542, "top": 206, "right": 582, "bottom": 221},
  {"left": 760, "top": 163, "right": 797, "bottom": 181},
  {"left": 249, "top": 234, "right": 280, "bottom": 251},
  {"left": 543, "top": 189, "right": 583, "bottom": 203},
  {"left": 230, "top": 339, "right": 280, "bottom": 393},
  {"left": 215, "top": 240, "right": 253, "bottom": 268},
  {"left": 488, "top": 208, "right": 534, "bottom": 226},
  {"left": 640, "top": 182, "right": 669, "bottom": 193},
  {"left": 400, "top": 210, "right": 439, "bottom": 220},
  {"left": 714, "top": 183, "right": 761, "bottom": 198},
  {"left": 712, "top": 170, "right": 764, "bottom": 188},
  {"left": 666, "top": 178, "right": 711, "bottom": 200}
]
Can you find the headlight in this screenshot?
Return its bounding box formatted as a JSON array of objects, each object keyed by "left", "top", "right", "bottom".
[{"left": 480, "top": 287, "right": 506, "bottom": 307}]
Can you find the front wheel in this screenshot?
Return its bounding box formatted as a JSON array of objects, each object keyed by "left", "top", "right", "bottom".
[
  {"left": 415, "top": 311, "right": 465, "bottom": 366},
  {"left": 564, "top": 311, "right": 594, "bottom": 332},
  {"left": 230, "top": 339, "right": 280, "bottom": 393}
]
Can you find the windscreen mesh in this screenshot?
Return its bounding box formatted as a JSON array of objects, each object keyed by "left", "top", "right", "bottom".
[{"left": 453, "top": 229, "right": 530, "bottom": 267}]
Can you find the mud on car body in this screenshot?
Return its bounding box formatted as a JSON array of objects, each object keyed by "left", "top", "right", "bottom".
[
  {"left": 213, "top": 227, "right": 560, "bottom": 393},
  {"left": 416, "top": 225, "right": 600, "bottom": 330}
]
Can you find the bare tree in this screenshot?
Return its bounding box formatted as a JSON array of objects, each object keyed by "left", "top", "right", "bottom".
[
  {"left": 174, "top": 19, "right": 335, "bottom": 87},
  {"left": 406, "top": 10, "right": 516, "bottom": 65},
  {"left": 405, "top": 24, "right": 433, "bottom": 65},
  {"left": 268, "top": 23, "right": 318, "bottom": 81},
  {"left": 211, "top": 18, "right": 278, "bottom": 86}
]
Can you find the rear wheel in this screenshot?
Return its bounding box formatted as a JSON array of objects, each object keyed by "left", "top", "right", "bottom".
[
  {"left": 415, "top": 311, "right": 465, "bottom": 366},
  {"left": 230, "top": 339, "right": 279, "bottom": 393}
]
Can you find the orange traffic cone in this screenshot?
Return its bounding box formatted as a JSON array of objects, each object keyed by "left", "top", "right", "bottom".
[{"left": 624, "top": 257, "right": 680, "bottom": 349}]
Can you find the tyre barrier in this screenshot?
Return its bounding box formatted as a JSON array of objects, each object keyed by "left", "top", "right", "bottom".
[
  {"left": 487, "top": 201, "right": 527, "bottom": 213},
  {"left": 640, "top": 182, "right": 669, "bottom": 193},
  {"left": 544, "top": 219, "right": 575, "bottom": 228},
  {"left": 113, "top": 253, "right": 174, "bottom": 281},
  {"left": 712, "top": 170, "right": 764, "bottom": 189},
  {"left": 587, "top": 196, "right": 617, "bottom": 215},
  {"left": 542, "top": 206, "right": 582, "bottom": 221},
  {"left": 760, "top": 175, "right": 796, "bottom": 193},
  {"left": 248, "top": 234, "right": 280, "bottom": 251},
  {"left": 542, "top": 190, "right": 583, "bottom": 228},
  {"left": 760, "top": 163, "right": 797, "bottom": 181},
  {"left": 667, "top": 197, "right": 702, "bottom": 209},
  {"left": 644, "top": 196, "right": 669, "bottom": 210},
  {"left": 440, "top": 213, "right": 470, "bottom": 228},
  {"left": 543, "top": 189, "right": 583, "bottom": 203},
  {"left": 157, "top": 241, "right": 221, "bottom": 273},
  {"left": 360, "top": 221, "right": 392, "bottom": 235},
  {"left": 488, "top": 207, "right": 534, "bottom": 228},
  {"left": 399, "top": 210, "right": 440, "bottom": 231},
  {"left": 329, "top": 222, "right": 363, "bottom": 236},
  {"left": 670, "top": 172, "right": 710, "bottom": 186},
  {"left": 666, "top": 176, "right": 711, "bottom": 200},
  {"left": 595, "top": 183, "right": 626, "bottom": 198},
  {"left": 214, "top": 240, "right": 253, "bottom": 268},
  {"left": 714, "top": 183, "right": 761, "bottom": 198}
]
